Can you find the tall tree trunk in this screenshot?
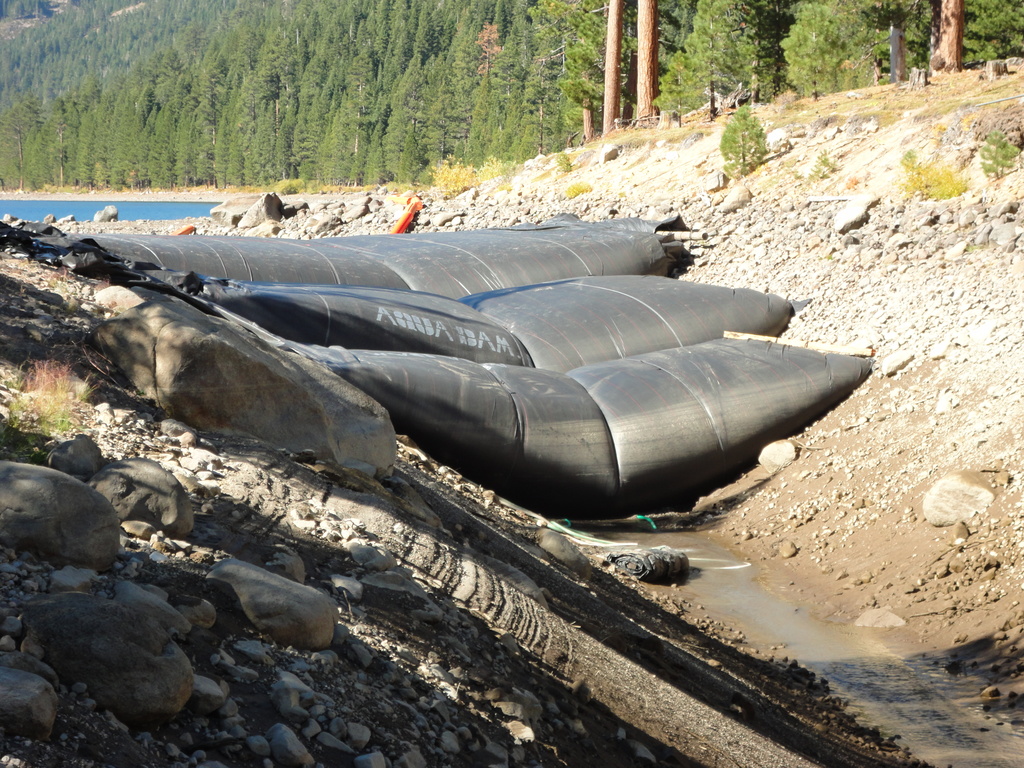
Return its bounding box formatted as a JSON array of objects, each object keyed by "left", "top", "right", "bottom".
[
  {"left": 929, "top": 0, "right": 942, "bottom": 70},
  {"left": 889, "top": 25, "right": 907, "bottom": 82},
  {"left": 602, "top": 0, "right": 624, "bottom": 135},
  {"left": 933, "top": 0, "right": 964, "bottom": 72},
  {"left": 582, "top": 105, "right": 595, "bottom": 143},
  {"left": 636, "top": 0, "right": 658, "bottom": 120},
  {"left": 622, "top": 51, "right": 638, "bottom": 123}
]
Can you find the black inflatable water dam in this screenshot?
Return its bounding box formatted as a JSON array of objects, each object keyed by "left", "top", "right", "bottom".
[
  {"left": 83, "top": 216, "right": 673, "bottom": 298},
  {"left": 3, "top": 218, "right": 872, "bottom": 515}
]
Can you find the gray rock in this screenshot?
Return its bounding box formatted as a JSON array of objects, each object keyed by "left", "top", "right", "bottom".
[
  {"left": 49, "top": 565, "right": 97, "bottom": 594},
  {"left": 0, "top": 651, "right": 59, "bottom": 688},
  {"left": 360, "top": 571, "right": 443, "bottom": 622},
  {"left": 704, "top": 170, "right": 728, "bottom": 193},
  {"left": 171, "top": 593, "right": 217, "bottom": 630},
  {"left": 766, "top": 128, "right": 790, "bottom": 153},
  {"left": 245, "top": 735, "right": 271, "bottom": 756},
  {"left": 47, "top": 434, "right": 105, "bottom": 479},
  {"left": 834, "top": 196, "right": 879, "bottom": 234},
  {"left": 353, "top": 753, "right": 387, "bottom": 768},
  {"left": 758, "top": 440, "right": 797, "bottom": 474},
  {"left": 778, "top": 540, "right": 799, "bottom": 559},
  {"left": 270, "top": 671, "right": 316, "bottom": 721},
  {"left": 91, "top": 299, "right": 395, "bottom": 476},
  {"left": 315, "top": 731, "right": 353, "bottom": 752},
  {"left": 93, "top": 205, "right": 118, "bottom": 223},
  {"left": 21, "top": 592, "right": 194, "bottom": 727},
  {"left": 189, "top": 675, "right": 228, "bottom": 715},
  {"left": 536, "top": 530, "right": 592, "bottom": 578},
  {"left": 207, "top": 559, "right": 336, "bottom": 650},
  {"left": 923, "top": 471, "right": 995, "bottom": 527},
  {"left": 989, "top": 222, "right": 1020, "bottom": 246},
  {"left": 120, "top": 519, "right": 159, "bottom": 540},
  {"left": 94, "top": 285, "right": 145, "bottom": 313},
  {"left": 0, "top": 462, "right": 120, "bottom": 571},
  {"left": 880, "top": 350, "right": 914, "bottom": 376},
  {"left": 210, "top": 197, "right": 260, "bottom": 227},
  {"left": 345, "top": 541, "right": 397, "bottom": 571},
  {"left": 113, "top": 581, "right": 192, "bottom": 636},
  {"left": 89, "top": 457, "right": 193, "bottom": 537},
  {"left": 396, "top": 747, "right": 427, "bottom": 768},
  {"left": 719, "top": 185, "right": 752, "bottom": 213},
  {"left": 0, "top": 667, "right": 58, "bottom": 739},
  {"left": 342, "top": 204, "right": 370, "bottom": 223},
  {"left": 430, "top": 212, "right": 459, "bottom": 227},
  {"left": 265, "top": 723, "right": 313, "bottom": 766},
  {"left": 238, "top": 193, "right": 284, "bottom": 229},
  {"left": 598, "top": 144, "right": 620, "bottom": 163},
  {"left": 854, "top": 607, "right": 906, "bottom": 628},
  {"left": 347, "top": 721, "right": 372, "bottom": 750}
]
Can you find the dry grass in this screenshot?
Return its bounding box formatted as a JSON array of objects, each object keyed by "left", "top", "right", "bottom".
[{"left": 5, "top": 359, "right": 91, "bottom": 438}]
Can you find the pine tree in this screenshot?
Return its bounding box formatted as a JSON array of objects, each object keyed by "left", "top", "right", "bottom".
[
  {"left": 661, "top": 0, "right": 753, "bottom": 119},
  {"left": 782, "top": 2, "right": 849, "bottom": 99},
  {"left": 719, "top": 105, "right": 766, "bottom": 177},
  {"left": 979, "top": 131, "right": 1021, "bottom": 179}
]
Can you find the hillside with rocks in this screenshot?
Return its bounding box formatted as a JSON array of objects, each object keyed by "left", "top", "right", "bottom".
[{"left": 2, "top": 67, "right": 1024, "bottom": 767}]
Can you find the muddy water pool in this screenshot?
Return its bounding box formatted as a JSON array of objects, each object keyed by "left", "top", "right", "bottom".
[{"left": 598, "top": 529, "right": 1024, "bottom": 768}]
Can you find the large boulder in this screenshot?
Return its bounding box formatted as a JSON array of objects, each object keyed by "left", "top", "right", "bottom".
[
  {"left": 210, "top": 196, "right": 260, "bottom": 228},
  {"left": 21, "top": 593, "right": 194, "bottom": 727},
  {"left": 89, "top": 457, "right": 193, "bottom": 537},
  {"left": 238, "top": 193, "right": 284, "bottom": 229},
  {"left": 207, "top": 559, "right": 337, "bottom": 650},
  {"left": 91, "top": 299, "right": 395, "bottom": 476},
  {"left": 0, "top": 462, "right": 120, "bottom": 570},
  {"left": 0, "top": 667, "right": 58, "bottom": 739}
]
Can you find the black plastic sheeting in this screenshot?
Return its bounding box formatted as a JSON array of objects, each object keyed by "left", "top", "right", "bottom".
[
  {"left": 185, "top": 275, "right": 791, "bottom": 371},
  {"left": 80, "top": 216, "right": 672, "bottom": 298},
  {"left": 296, "top": 339, "right": 871, "bottom": 514},
  {"left": 605, "top": 548, "right": 691, "bottom": 582}
]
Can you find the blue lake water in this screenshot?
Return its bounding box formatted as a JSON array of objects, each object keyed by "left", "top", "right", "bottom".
[{"left": 0, "top": 200, "right": 220, "bottom": 222}]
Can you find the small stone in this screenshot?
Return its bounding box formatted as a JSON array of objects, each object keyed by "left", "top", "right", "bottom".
[
  {"left": 981, "top": 686, "right": 1001, "bottom": 699},
  {"left": 316, "top": 731, "right": 353, "bottom": 752},
  {"left": 353, "top": 752, "right": 387, "bottom": 768},
  {"left": 778, "top": 540, "right": 799, "bottom": 559},
  {"left": 347, "top": 721, "right": 372, "bottom": 750},
  {"left": 923, "top": 471, "right": 995, "bottom": 527},
  {"left": 48, "top": 565, "right": 97, "bottom": 593},
  {"left": 880, "top": 350, "right": 914, "bottom": 377},
  {"left": 245, "top": 735, "right": 271, "bottom": 757},
  {"left": 189, "top": 675, "right": 228, "bottom": 716},
  {"left": 759, "top": 440, "right": 797, "bottom": 474},
  {"left": 265, "top": 723, "right": 313, "bottom": 766}
]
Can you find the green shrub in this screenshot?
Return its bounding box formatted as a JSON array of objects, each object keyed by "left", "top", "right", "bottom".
[
  {"left": 273, "top": 178, "right": 304, "bottom": 195},
  {"left": 980, "top": 131, "right": 1021, "bottom": 178},
  {"left": 899, "top": 151, "right": 968, "bottom": 200},
  {"left": 565, "top": 181, "right": 593, "bottom": 199},
  {"left": 720, "top": 106, "right": 768, "bottom": 178},
  {"left": 478, "top": 156, "right": 515, "bottom": 182},
  {"left": 431, "top": 159, "right": 478, "bottom": 198},
  {"left": 556, "top": 153, "right": 574, "bottom": 174},
  {"left": 810, "top": 151, "right": 838, "bottom": 179}
]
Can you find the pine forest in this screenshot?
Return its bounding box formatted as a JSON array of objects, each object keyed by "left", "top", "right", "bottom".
[{"left": 0, "top": 0, "right": 1021, "bottom": 191}]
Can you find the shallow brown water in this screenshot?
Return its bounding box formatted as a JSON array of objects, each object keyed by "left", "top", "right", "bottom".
[{"left": 597, "top": 529, "right": 1024, "bottom": 768}]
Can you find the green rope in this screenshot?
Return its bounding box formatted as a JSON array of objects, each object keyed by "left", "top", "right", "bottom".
[{"left": 635, "top": 515, "right": 657, "bottom": 530}]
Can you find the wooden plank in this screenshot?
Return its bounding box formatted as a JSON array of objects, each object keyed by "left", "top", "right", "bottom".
[{"left": 723, "top": 331, "right": 876, "bottom": 358}]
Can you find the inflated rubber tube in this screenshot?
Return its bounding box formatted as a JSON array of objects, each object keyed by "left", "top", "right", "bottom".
[
  {"left": 198, "top": 280, "right": 534, "bottom": 366},
  {"left": 302, "top": 339, "right": 871, "bottom": 515},
  {"left": 462, "top": 276, "right": 793, "bottom": 372},
  {"left": 183, "top": 274, "right": 792, "bottom": 371},
  {"left": 81, "top": 221, "right": 670, "bottom": 298}
]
